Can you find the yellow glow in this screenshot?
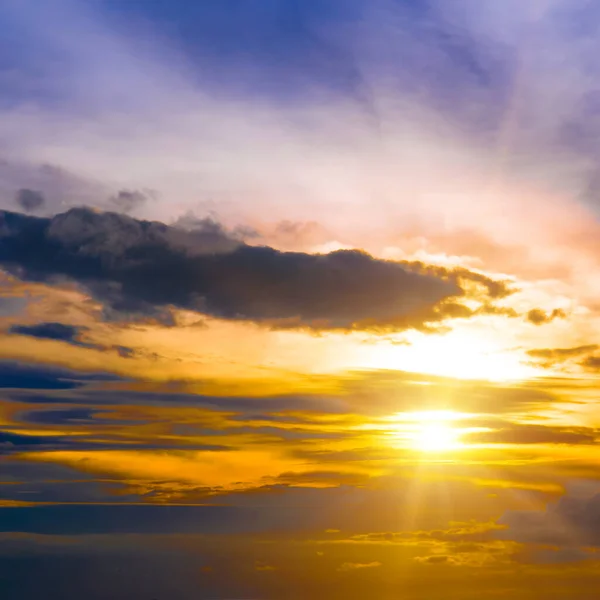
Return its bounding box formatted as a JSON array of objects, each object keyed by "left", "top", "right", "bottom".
[
  {"left": 414, "top": 421, "right": 461, "bottom": 452},
  {"left": 358, "top": 327, "right": 539, "bottom": 382},
  {"left": 398, "top": 410, "right": 465, "bottom": 452}
]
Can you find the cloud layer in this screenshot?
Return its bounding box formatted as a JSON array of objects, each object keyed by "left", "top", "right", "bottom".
[{"left": 0, "top": 208, "right": 497, "bottom": 330}]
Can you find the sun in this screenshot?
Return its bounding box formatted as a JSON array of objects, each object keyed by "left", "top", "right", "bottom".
[
  {"left": 384, "top": 410, "right": 467, "bottom": 452},
  {"left": 415, "top": 421, "right": 461, "bottom": 452},
  {"left": 409, "top": 411, "right": 464, "bottom": 452}
]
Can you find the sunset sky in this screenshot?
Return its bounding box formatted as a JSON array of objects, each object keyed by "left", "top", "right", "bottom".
[{"left": 3, "top": 1, "right": 600, "bottom": 598}]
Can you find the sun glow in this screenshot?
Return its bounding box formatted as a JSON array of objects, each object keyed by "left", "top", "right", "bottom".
[
  {"left": 414, "top": 421, "right": 461, "bottom": 452},
  {"left": 357, "top": 327, "right": 539, "bottom": 382},
  {"left": 387, "top": 410, "right": 466, "bottom": 452}
]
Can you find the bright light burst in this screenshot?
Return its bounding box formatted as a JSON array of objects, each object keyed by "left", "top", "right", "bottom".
[
  {"left": 414, "top": 420, "right": 461, "bottom": 452},
  {"left": 388, "top": 410, "right": 466, "bottom": 452},
  {"left": 357, "top": 328, "right": 538, "bottom": 382}
]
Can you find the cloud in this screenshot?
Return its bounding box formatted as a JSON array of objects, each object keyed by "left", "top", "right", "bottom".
[
  {"left": 4, "top": 0, "right": 600, "bottom": 289},
  {"left": 0, "top": 459, "right": 129, "bottom": 505},
  {"left": 401, "top": 260, "right": 514, "bottom": 300},
  {"left": 337, "top": 561, "right": 381, "bottom": 572},
  {"left": 579, "top": 355, "right": 600, "bottom": 371},
  {"left": 414, "top": 555, "right": 450, "bottom": 565},
  {"left": 526, "top": 344, "right": 600, "bottom": 370},
  {"left": 173, "top": 212, "right": 253, "bottom": 243},
  {"left": 8, "top": 321, "right": 135, "bottom": 356},
  {"left": 0, "top": 361, "right": 121, "bottom": 390},
  {"left": 0, "top": 207, "right": 497, "bottom": 331},
  {"left": 465, "top": 423, "right": 598, "bottom": 446},
  {"left": 15, "top": 188, "right": 45, "bottom": 212},
  {"left": 2, "top": 365, "right": 567, "bottom": 425},
  {"left": 0, "top": 428, "right": 230, "bottom": 456},
  {"left": 109, "top": 189, "right": 150, "bottom": 214},
  {"left": 525, "top": 308, "right": 567, "bottom": 325},
  {"left": 0, "top": 161, "right": 109, "bottom": 215},
  {"left": 9, "top": 322, "right": 85, "bottom": 344},
  {"left": 352, "top": 521, "right": 502, "bottom": 544},
  {"left": 498, "top": 490, "right": 600, "bottom": 547},
  {"left": 527, "top": 345, "right": 598, "bottom": 361}
]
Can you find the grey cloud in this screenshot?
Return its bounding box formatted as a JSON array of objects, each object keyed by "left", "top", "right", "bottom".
[
  {"left": 0, "top": 208, "right": 477, "bottom": 330},
  {"left": 0, "top": 429, "right": 231, "bottom": 455},
  {"left": 20, "top": 407, "right": 136, "bottom": 427},
  {"left": 15, "top": 188, "right": 45, "bottom": 212},
  {"left": 0, "top": 458, "right": 148, "bottom": 505},
  {"left": 499, "top": 490, "right": 600, "bottom": 547},
  {"left": 0, "top": 160, "right": 108, "bottom": 214},
  {"left": 9, "top": 322, "right": 88, "bottom": 345},
  {"left": 0, "top": 361, "right": 122, "bottom": 390},
  {"left": 7, "top": 386, "right": 349, "bottom": 414},
  {"left": 4, "top": 367, "right": 562, "bottom": 418},
  {"left": 526, "top": 308, "right": 567, "bottom": 326},
  {"left": 2, "top": 365, "right": 565, "bottom": 427},
  {"left": 339, "top": 371, "right": 564, "bottom": 416},
  {"left": 109, "top": 189, "right": 150, "bottom": 214},
  {"left": 8, "top": 321, "right": 136, "bottom": 357}
]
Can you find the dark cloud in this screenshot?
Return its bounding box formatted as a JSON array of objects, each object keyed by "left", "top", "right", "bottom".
[
  {"left": 0, "top": 208, "right": 493, "bottom": 330},
  {"left": 171, "top": 423, "right": 346, "bottom": 443},
  {"left": 499, "top": 490, "right": 600, "bottom": 547},
  {"left": 0, "top": 361, "right": 122, "bottom": 390},
  {"left": 8, "top": 321, "right": 135, "bottom": 356},
  {"left": 172, "top": 212, "right": 239, "bottom": 237},
  {"left": 0, "top": 429, "right": 230, "bottom": 455},
  {"left": 7, "top": 386, "right": 349, "bottom": 414},
  {"left": 20, "top": 407, "right": 132, "bottom": 426},
  {"left": 114, "top": 345, "right": 135, "bottom": 358},
  {"left": 14, "top": 188, "right": 45, "bottom": 212},
  {"left": 109, "top": 189, "right": 150, "bottom": 214},
  {"left": 9, "top": 322, "right": 84, "bottom": 344},
  {"left": 0, "top": 459, "right": 141, "bottom": 505},
  {"left": 526, "top": 308, "right": 567, "bottom": 326}
]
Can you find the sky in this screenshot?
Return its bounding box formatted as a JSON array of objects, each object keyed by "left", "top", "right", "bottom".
[{"left": 3, "top": 0, "right": 600, "bottom": 598}]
